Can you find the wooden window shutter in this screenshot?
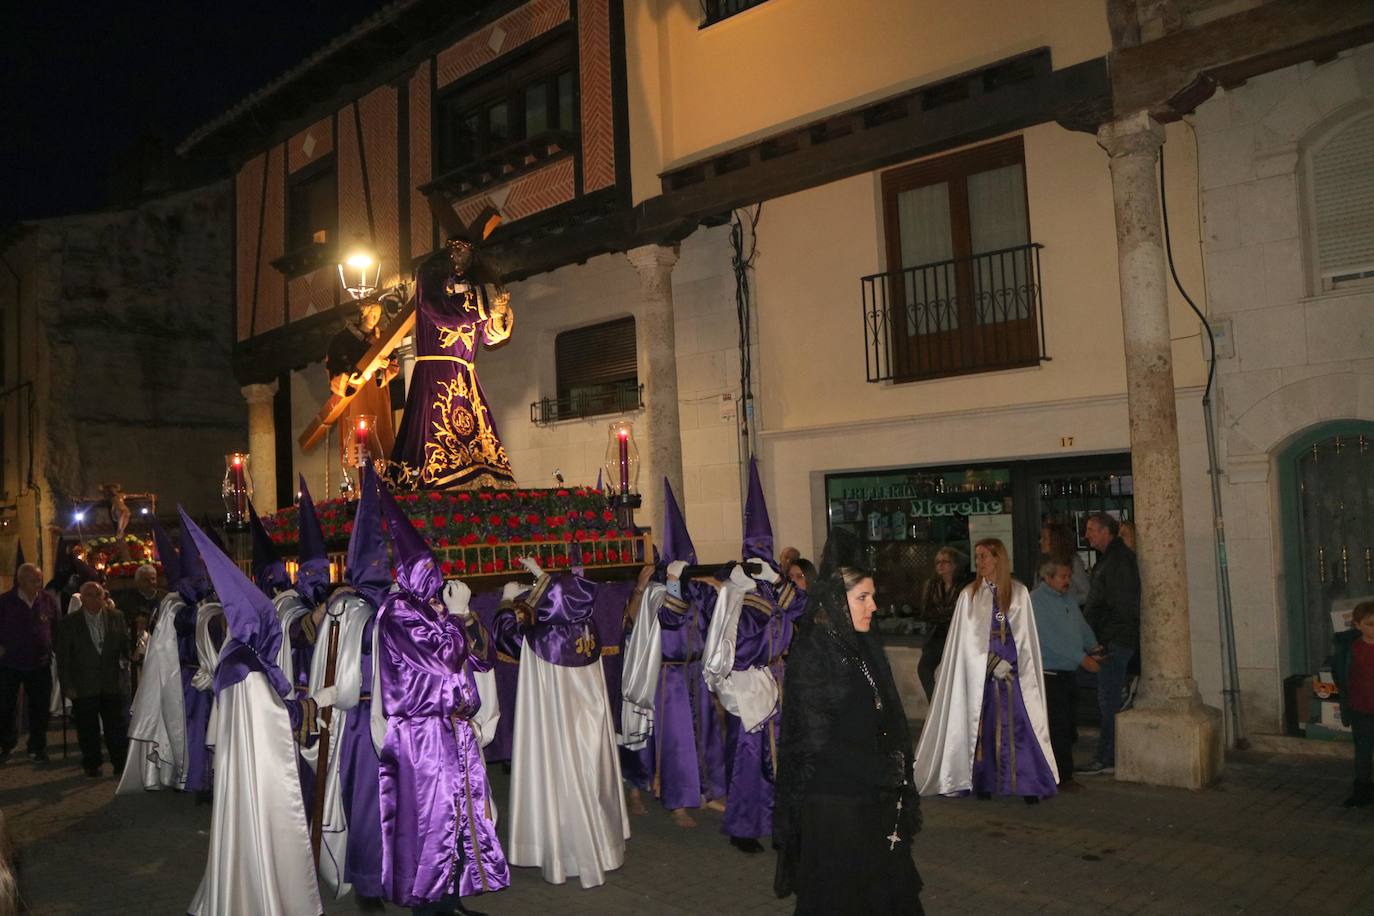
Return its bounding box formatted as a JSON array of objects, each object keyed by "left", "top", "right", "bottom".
[
  {"left": 556, "top": 317, "right": 637, "bottom": 397},
  {"left": 1312, "top": 111, "right": 1374, "bottom": 282}
]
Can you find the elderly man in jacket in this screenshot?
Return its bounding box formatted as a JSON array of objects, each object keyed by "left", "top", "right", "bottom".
[
  {"left": 0, "top": 563, "right": 61, "bottom": 763},
  {"left": 1079, "top": 513, "right": 1140, "bottom": 776},
  {"left": 56, "top": 582, "right": 130, "bottom": 777}
]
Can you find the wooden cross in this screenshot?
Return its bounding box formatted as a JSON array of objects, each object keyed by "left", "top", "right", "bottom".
[{"left": 298, "top": 302, "right": 416, "bottom": 452}]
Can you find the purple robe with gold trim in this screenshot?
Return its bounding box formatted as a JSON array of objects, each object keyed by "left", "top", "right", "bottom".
[{"left": 389, "top": 259, "right": 515, "bottom": 490}]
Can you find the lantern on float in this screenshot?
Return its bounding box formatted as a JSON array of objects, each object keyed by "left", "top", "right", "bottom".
[
  {"left": 221, "top": 452, "right": 253, "bottom": 530},
  {"left": 603, "top": 420, "right": 642, "bottom": 528}
]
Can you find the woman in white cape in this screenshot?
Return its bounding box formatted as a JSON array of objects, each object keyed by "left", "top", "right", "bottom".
[{"left": 913, "top": 537, "right": 1059, "bottom": 801}]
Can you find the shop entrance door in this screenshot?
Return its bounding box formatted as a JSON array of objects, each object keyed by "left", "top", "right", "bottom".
[{"left": 1286, "top": 427, "right": 1374, "bottom": 675}]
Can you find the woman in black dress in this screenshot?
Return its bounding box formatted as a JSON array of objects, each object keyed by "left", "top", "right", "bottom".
[
  {"left": 774, "top": 536, "right": 923, "bottom": 915},
  {"left": 916, "top": 546, "right": 971, "bottom": 704}
]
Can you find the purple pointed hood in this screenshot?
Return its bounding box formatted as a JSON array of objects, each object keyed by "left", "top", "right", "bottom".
[
  {"left": 179, "top": 508, "right": 283, "bottom": 674},
  {"left": 595, "top": 468, "right": 604, "bottom": 493},
  {"left": 175, "top": 517, "right": 213, "bottom": 604},
  {"left": 346, "top": 465, "right": 391, "bottom": 607},
  {"left": 379, "top": 485, "right": 442, "bottom": 601},
  {"left": 296, "top": 475, "right": 331, "bottom": 606},
  {"left": 742, "top": 457, "right": 775, "bottom": 566},
  {"left": 248, "top": 500, "right": 290, "bottom": 596},
  {"left": 661, "top": 477, "right": 697, "bottom": 566},
  {"left": 148, "top": 516, "right": 181, "bottom": 587}
]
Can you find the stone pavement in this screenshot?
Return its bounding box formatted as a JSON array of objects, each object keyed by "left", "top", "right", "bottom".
[{"left": 4, "top": 727, "right": 1373, "bottom": 915}]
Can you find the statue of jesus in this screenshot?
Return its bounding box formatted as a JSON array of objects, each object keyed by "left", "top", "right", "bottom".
[{"left": 387, "top": 237, "right": 516, "bottom": 490}]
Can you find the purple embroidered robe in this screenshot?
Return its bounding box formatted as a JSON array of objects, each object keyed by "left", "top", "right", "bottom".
[
  {"left": 377, "top": 588, "right": 509, "bottom": 906},
  {"left": 389, "top": 262, "right": 515, "bottom": 490},
  {"left": 971, "top": 590, "right": 1058, "bottom": 799},
  {"left": 722, "top": 579, "right": 806, "bottom": 839}
]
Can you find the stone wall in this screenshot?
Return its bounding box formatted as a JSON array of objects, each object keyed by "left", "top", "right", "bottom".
[
  {"left": 1194, "top": 42, "right": 1374, "bottom": 733},
  {"left": 26, "top": 182, "right": 244, "bottom": 526}
]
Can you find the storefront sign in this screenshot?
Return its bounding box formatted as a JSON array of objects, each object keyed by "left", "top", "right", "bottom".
[{"left": 907, "top": 497, "right": 1003, "bottom": 518}]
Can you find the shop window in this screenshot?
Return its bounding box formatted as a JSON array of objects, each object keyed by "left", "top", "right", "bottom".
[
  {"left": 866, "top": 136, "right": 1046, "bottom": 382},
  {"left": 826, "top": 457, "right": 1133, "bottom": 638},
  {"left": 1307, "top": 109, "right": 1374, "bottom": 292},
  {"left": 531, "top": 317, "right": 641, "bottom": 424},
  {"left": 435, "top": 37, "right": 577, "bottom": 176},
  {"left": 286, "top": 159, "right": 337, "bottom": 254}
]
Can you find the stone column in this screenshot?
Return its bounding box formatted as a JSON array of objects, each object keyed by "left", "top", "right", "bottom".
[
  {"left": 1098, "top": 112, "right": 1222, "bottom": 788},
  {"left": 626, "top": 244, "right": 685, "bottom": 537},
  {"left": 241, "top": 381, "right": 280, "bottom": 511}
]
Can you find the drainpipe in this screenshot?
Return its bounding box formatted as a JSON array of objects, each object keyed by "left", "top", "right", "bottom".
[{"left": 1159, "top": 140, "right": 1247, "bottom": 749}]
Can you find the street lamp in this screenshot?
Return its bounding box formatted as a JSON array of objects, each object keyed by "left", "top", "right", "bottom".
[{"left": 338, "top": 241, "right": 381, "bottom": 301}]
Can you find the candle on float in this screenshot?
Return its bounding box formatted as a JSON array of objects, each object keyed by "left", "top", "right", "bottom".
[
  {"left": 231, "top": 454, "right": 247, "bottom": 517},
  {"left": 617, "top": 427, "right": 630, "bottom": 495}
]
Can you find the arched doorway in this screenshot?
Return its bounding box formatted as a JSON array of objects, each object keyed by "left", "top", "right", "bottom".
[{"left": 1278, "top": 421, "right": 1374, "bottom": 676}]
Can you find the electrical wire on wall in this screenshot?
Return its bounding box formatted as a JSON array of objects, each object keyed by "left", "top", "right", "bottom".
[
  {"left": 1159, "top": 132, "right": 1247, "bottom": 750},
  {"left": 731, "top": 204, "right": 762, "bottom": 464}
]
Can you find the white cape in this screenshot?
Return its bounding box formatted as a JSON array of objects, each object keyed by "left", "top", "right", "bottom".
[
  {"left": 194, "top": 602, "right": 224, "bottom": 750},
  {"left": 274, "top": 590, "right": 317, "bottom": 768},
  {"left": 117, "top": 593, "right": 187, "bottom": 794},
  {"left": 305, "top": 592, "right": 372, "bottom": 900},
  {"left": 702, "top": 581, "right": 777, "bottom": 733},
  {"left": 617, "top": 583, "right": 665, "bottom": 749},
  {"left": 508, "top": 641, "right": 628, "bottom": 888},
  {"left": 187, "top": 670, "right": 323, "bottom": 916},
  {"left": 913, "top": 580, "right": 1058, "bottom": 796}
]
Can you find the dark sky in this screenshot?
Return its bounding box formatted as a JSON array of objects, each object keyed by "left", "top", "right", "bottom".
[{"left": 1, "top": 1, "right": 386, "bottom": 224}]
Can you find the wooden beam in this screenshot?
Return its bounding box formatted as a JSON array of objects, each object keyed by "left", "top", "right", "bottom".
[
  {"left": 1111, "top": 0, "right": 1374, "bottom": 120},
  {"left": 638, "top": 56, "right": 1110, "bottom": 236}
]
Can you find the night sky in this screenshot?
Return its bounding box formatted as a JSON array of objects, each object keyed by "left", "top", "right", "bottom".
[{"left": 1, "top": 0, "right": 386, "bottom": 224}]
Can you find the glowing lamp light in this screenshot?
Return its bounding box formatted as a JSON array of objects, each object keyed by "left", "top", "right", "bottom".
[
  {"left": 338, "top": 242, "right": 382, "bottom": 301},
  {"left": 73, "top": 510, "right": 86, "bottom": 523},
  {"left": 140, "top": 507, "right": 150, "bottom": 515},
  {"left": 603, "top": 420, "right": 640, "bottom": 497},
  {"left": 221, "top": 452, "right": 254, "bottom": 529}
]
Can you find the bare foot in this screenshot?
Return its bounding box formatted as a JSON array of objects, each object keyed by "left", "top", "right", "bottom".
[
  {"left": 670, "top": 808, "right": 698, "bottom": 828},
  {"left": 627, "top": 788, "right": 648, "bottom": 816},
  {"left": 703, "top": 797, "right": 726, "bottom": 812}
]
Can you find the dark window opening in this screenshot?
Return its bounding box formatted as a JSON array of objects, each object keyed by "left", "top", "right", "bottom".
[
  {"left": 701, "top": 0, "right": 771, "bottom": 26},
  {"left": 286, "top": 160, "right": 337, "bottom": 254},
  {"left": 532, "top": 317, "right": 640, "bottom": 424},
  {"left": 435, "top": 37, "right": 578, "bottom": 176}
]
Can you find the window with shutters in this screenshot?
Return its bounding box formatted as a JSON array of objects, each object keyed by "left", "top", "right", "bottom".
[
  {"left": 530, "top": 317, "right": 642, "bottom": 424},
  {"left": 1306, "top": 108, "right": 1374, "bottom": 292}
]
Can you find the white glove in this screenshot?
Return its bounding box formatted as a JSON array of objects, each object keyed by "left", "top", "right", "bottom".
[
  {"left": 728, "top": 564, "right": 757, "bottom": 592},
  {"left": 519, "top": 556, "right": 544, "bottom": 578},
  {"left": 314, "top": 685, "right": 338, "bottom": 708},
  {"left": 666, "top": 560, "right": 688, "bottom": 581},
  {"left": 992, "top": 659, "right": 1013, "bottom": 682},
  {"left": 442, "top": 580, "right": 472, "bottom": 618},
  {"left": 749, "top": 560, "right": 781, "bottom": 585},
  {"left": 501, "top": 581, "right": 524, "bottom": 603}
]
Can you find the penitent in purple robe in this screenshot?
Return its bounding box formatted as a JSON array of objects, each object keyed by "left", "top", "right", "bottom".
[
  {"left": 593, "top": 580, "right": 635, "bottom": 735},
  {"left": 377, "top": 489, "right": 508, "bottom": 907},
  {"left": 721, "top": 579, "right": 806, "bottom": 839},
  {"left": 970, "top": 589, "right": 1058, "bottom": 799},
  {"left": 635, "top": 578, "right": 727, "bottom": 809},
  {"left": 471, "top": 591, "right": 516, "bottom": 763},
  {"left": 176, "top": 602, "right": 215, "bottom": 793},
  {"left": 389, "top": 255, "right": 516, "bottom": 490}
]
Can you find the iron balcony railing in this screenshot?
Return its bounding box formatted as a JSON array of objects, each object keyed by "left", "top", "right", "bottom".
[
  {"left": 530, "top": 383, "right": 644, "bottom": 426},
  {"left": 701, "top": 0, "right": 770, "bottom": 26},
  {"left": 861, "top": 242, "right": 1049, "bottom": 383}
]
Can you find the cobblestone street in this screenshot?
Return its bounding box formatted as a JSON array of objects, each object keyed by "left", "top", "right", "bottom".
[{"left": 4, "top": 726, "right": 1372, "bottom": 915}]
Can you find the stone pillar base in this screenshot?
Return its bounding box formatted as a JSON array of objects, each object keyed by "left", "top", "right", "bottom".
[{"left": 1115, "top": 702, "right": 1224, "bottom": 789}]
